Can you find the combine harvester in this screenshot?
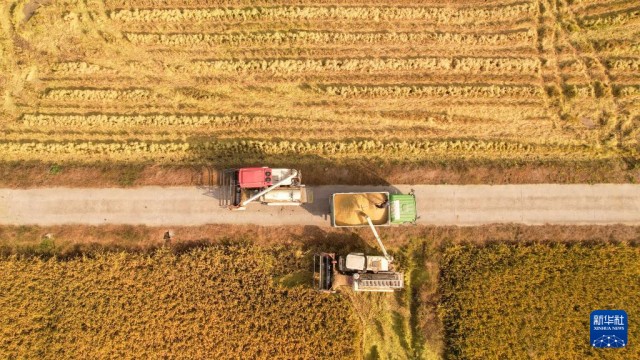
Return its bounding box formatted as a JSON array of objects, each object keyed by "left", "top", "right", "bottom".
[
  {"left": 219, "top": 167, "right": 310, "bottom": 210},
  {"left": 314, "top": 191, "right": 417, "bottom": 293}
]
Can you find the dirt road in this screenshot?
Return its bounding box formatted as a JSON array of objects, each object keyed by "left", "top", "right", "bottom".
[{"left": 0, "top": 185, "right": 638, "bottom": 226}]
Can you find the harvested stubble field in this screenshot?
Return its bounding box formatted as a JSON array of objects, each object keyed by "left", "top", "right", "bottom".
[{"left": 0, "top": 0, "right": 639, "bottom": 184}]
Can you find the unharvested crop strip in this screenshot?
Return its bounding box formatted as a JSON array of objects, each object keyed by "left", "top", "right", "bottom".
[
  {"left": 110, "top": 3, "right": 538, "bottom": 24},
  {"left": 42, "top": 89, "right": 151, "bottom": 101},
  {"left": 575, "top": 0, "right": 640, "bottom": 18},
  {"left": 606, "top": 57, "right": 640, "bottom": 71},
  {"left": 17, "top": 113, "right": 550, "bottom": 140},
  {"left": 106, "top": 0, "right": 517, "bottom": 9},
  {"left": 149, "top": 46, "right": 540, "bottom": 61},
  {"left": 616, "top": 85, "right": 640, "bottom": 97},
  {"left": 124, "top": 29, "right": 537, "bottom": 48},
  {"left": 580, "top": 6, "right": 640, "bottom": 28},
  {"left": 318, "top": 85, "right": 543, "bottom": 98},
  {"left": 20, "top": 113, "right": 324, "bottom": 128},
  {"left": 563, "top": 84, "right": 596, "bottom": 98},
  {"left": 116, "top": 18, "right": 538, "bottom": 35},
  {"left": 592, "top": 39, "right": 640, "bottom": 55},
  {"left": 50, "top": 62, "right": 117, "bottom": 75},
  {"left": 0, "top": 139, "right": 611, "bottom": 162},
  {"left": 187, "top": 57, "right": 541, "bottom": 74}
]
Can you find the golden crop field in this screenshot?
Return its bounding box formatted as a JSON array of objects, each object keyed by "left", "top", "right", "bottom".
[
  {"left": 0, "top": 0, "right": 638, "bottom": 170},
  {"left": 0, "top": 244, "right": 360, "bottom": 359},
  {"left": 439, "top": 243, "right": 640, "bottom": 359}
]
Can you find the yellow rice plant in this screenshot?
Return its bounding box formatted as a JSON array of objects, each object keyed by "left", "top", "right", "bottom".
[
  {"left": 110, "top": 3, "right": 537, "bottom": 24},
  {"left": 593, "top": 39, "right": 640, "bottom": 55},
  {"left": 580, "top": 7, "right": 640, "bottom": 28},
  {"left": 618, "top": 85, "right": 640, "bottom": 97},
  {"left": 0, "top": 245, "right": 359, "bottom": 359},
  {"left": 606, "top": 57, "right": 640, "bottom": 71},
  {"left": 50, "top": 62, "right": 117, "bottom": 75},
  {"left": 321, "top": 85, "right": 544, "bottom": 98},
  {"left": 20, "top": 113, "right": 302, "bottom": 127},
  {"left": 124, "top": 29, "right": 536, "bottom": 47},
  {"left": 42, "top": 88, "right": 151, "bottom": 101},
  {"left": 440, "top": 243, "right": 640, "bottom": 359},
  {"left": 188, "top": 57, "right": 540, "bottom": 74},
  {"left": 0, "top": 139, "right": 613, "bottom": 163}
]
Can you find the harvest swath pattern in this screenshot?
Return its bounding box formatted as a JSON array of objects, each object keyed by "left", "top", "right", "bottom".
[{"left": 0, "top": 0, "right": 638, "bottom": 166}]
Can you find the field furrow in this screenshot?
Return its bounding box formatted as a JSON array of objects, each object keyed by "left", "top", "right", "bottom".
[
  {"left": 40, "top": 74, "right": 541, "bottom": 88},
  {"left": 609, "top": 74, "right": 640, "bottom": 84},
  {"left": 144, "top": 46, "right": 540, "bottom": 60},
  {"left": 592, "top": 39, "right": 640, "bottom": 56}
]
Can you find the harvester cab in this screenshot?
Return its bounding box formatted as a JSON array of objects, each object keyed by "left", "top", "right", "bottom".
[{"left": 219, "top": 167, "right": 311, "bottom": 209}]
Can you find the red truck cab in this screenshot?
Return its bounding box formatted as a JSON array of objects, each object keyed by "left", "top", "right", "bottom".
[{"left": 238, "top": 167, "right": 273, "bottom": 188}]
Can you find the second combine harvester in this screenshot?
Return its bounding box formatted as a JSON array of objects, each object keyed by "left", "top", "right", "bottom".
[{"left": 315, "top": 191, "right": 417, "bottom": 293}]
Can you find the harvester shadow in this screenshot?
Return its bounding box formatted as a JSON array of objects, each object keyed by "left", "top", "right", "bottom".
[{"left": 297, "top": 225, "right": 379, "bottom": 255}]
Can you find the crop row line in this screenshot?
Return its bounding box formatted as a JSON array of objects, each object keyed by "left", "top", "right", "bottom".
[
  {"left": 592, "top": 39, "right": 640, "bottom": 55},
  {"left": 184, "top": 57, "right": 541, "bottom": 74},
  {"left": 20, "top": 113, "right": 318, "bottom": 127},
  {"left": 47, "top": 56, "right": 541, "bottom": 77},
  {"left": 18, "top": 113, "right": 548, "bottom": 139},
  {"left": 42, "top": 89, "right": 152, "bottom": 101},
  {"left": 50, "top": 62, "right": 116, "bottom": 75},
  {"left": 574, "top": 0, "right": 640, "bottom": 18},
  {"left": 580, "top": 6, "right": 640, "bottom": 28},
  {"left": 123, "top": 29, "right": 537, "bottom": 47},
  {"left": 105, "top": 0, "right": 520, "bottom": 9},
  {"left": 0, "top": 139, "right": 609, "bottom": 162},
  {"left": 109, "top": 3, "right": 537, "bottom": 24},
  {"left": 318, "top": 85, "right": 543, "bottom": 98},
  {"left": 606, "top": 57, "right": 640, "bottom": 71},
  {"left": 617, "top": 85, "right": 640, "bottom": 97}
]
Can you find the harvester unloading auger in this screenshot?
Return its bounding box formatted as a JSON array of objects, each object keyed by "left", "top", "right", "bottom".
[
  {"left": 314, "top": 191, "right": 417, "bottom": 293},
  {"left": 219, "top": 167, "right": 311, "bottom": 210}
]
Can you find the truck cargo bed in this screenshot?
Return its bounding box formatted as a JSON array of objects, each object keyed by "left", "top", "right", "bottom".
[{"left": 331, "top": 192, "right": 390, "bottom": 227}]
